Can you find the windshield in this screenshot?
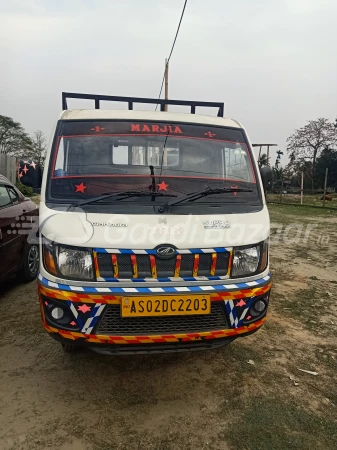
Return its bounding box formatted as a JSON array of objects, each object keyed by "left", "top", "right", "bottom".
[{"left": 47, "top": 120, "right": 261, "bottom": 213}]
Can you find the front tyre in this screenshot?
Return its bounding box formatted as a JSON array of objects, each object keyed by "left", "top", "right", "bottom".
[{"left": 19, "top": 244, "right": 39, "bottom": 282}]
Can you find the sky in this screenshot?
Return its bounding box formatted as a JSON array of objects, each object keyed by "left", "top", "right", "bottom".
[{"left": 1, "top": 0, "right": 336, "bottom": 166}]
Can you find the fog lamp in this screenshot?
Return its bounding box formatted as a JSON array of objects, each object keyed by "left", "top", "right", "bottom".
[
  {"left": 51, "top": 307, "right": 64, "bottom": 320},
  {"left": 254, "top": 300, "right": 266, "bottom": 313},
  {"left": 250, "top": 299, "right": 267, "bottom": 317}
]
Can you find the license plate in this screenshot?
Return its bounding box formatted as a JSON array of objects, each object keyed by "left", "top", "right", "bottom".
[{"left": 121, "top": 295, "right": 211, "bottom": 317}]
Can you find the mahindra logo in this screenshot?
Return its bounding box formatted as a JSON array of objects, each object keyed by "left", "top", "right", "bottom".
[{"left": 155, "top": 245, "right": 176, "bottom": 259}]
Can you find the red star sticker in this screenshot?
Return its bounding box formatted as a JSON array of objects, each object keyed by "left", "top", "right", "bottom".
[
  {"left": 44, "top": 301, "right": 49, "bottom": 306},
  {"left": 158, "top": 181, "right": 169, "bottom": 191},
  {"left": 30, "top": 161, "right": 37, "bottom": 169},
  {"left": 22, "top": 164, "right": 29, "bottom": 174},
  {"left": 70, "top": 321, "right": 76, "bottom": 326},
  {"left": 230, "top": 185, "right": 238, "bottom": 196},
  {"left": 236, "top": 299, "right": 246, "bottom": 307},
  {"left": 91, "top": 126, "right": 105, "bottom": 133},
  {"left": 78, "top": 304, "right": 91, "bottom": 313},
  {"left": 75, "top": 182, "right": 87, "bottom": 193},
  {"left": 246, "top": 315, "right": 252, "bottom": 320},
  {"left": 19, "top": 172, "right": 23, "bottom": 178},
  {"left": 204, "top": 132, "right": 216, "bottom": 138}
]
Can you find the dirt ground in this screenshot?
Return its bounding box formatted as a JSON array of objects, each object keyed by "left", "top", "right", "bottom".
[{"left": 0, "top": 204, "right": 336, "bottom": 450}]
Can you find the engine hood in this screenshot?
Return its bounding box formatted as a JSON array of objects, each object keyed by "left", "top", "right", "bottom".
[{"left": 39, "top": 203, "right": 270, "bottom": 249}]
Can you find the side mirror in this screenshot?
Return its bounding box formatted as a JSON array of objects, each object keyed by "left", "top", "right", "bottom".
[
  {"left": 259, "top": 166, "right": 272, "bottom": 191},
  {"left": 18, "top": 160, "right": 42, "bottom": 191}
]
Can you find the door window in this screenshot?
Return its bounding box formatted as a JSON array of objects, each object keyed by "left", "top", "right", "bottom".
[
  {"left": 7, "top": 187, "right": 19, "bottom": 203},
  {"left": 0, "top": 185, "right": 12, "bottom": 208}
]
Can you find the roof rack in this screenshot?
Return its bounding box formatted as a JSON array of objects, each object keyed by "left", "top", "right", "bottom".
[{"left": 62, "top": 92, "right": 224, "bottom": 117}]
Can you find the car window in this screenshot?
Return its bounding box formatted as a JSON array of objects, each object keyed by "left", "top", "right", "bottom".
[
  {"left": 7, "top": 186, "right": 19, "bottom": 203},
  {"left": 0, "top": 185, "right": 12, "bottom": 208}
]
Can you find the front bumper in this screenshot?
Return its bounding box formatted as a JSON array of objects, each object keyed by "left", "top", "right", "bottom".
[{"left": 38, "top": 273, "right": 272, "bottom": 353}]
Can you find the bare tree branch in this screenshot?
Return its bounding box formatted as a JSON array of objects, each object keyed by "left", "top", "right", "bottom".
[
  {"left": 286, "top": 118, "right": 337, "bottom": 189},
  {"left": 27, "top": 130, "right": 47, "bottom": 167}
]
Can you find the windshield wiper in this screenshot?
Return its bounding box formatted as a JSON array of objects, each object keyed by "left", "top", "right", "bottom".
[
  {"left": 67, "top": 190, "right": 177, "bottom": 210},
  {"left": 158, "top": 187, "right": 253, "bottom": 213}
]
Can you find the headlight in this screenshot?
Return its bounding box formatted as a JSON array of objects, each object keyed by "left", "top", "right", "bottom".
[
  {"left": 231, "top": 240, "right": 268, "bottom": 278},
  {"left": 43, "top": 239, "right": 94, "bottom": 280},
  {"left": 56, "top": 246, "right": 93, "bottom": 279}
]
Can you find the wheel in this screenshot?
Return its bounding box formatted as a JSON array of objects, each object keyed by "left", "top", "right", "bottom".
[
  {"left": 61, "top": 343, "right": 80, "bottom": 353},
  {"left": 19, "top": 243, "right": 39, "bottom": 282}
]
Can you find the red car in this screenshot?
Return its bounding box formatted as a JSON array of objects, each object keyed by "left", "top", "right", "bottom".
[{"left": 0, "top": 174, "right": 39, "bottom": 282}]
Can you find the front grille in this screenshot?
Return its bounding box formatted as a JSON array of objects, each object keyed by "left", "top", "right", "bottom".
[
  {"left": 156, "top": 257, "right": 176, "bottom": 277},
  {"left": 96, "top": 302, "right": 228, "bottom": 335},
  {"left": 180, "top": 254, "right": 195, "bottom": 277},
  {"left": 97, "top": 253, "right": 113, "bottom": 278},
  {"left": 198, "top": 253, "right": 213, "bottom": 276},
  {"left": 137, "top": 254, "right": 151, "bottom": 278},
  {"left": 215, "top": 252, "right": 230, "bottom": 276},
  {"left": 118, "top": 254, "right": 133, "bottom": 278},
  {"left": 97, "top": 250, "right": 230, "bottom": 280}
]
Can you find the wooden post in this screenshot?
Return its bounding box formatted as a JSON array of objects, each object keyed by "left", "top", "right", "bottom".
[
  {"left": 279, "top": 177, "right": 284, "bottom": 203},
  {"left": 164, "top": 59, "right": 169, "bottom": 112},
  {"left": 300, "top": 171, "right": 304, "bottom": 205},
  {"left": 258, "top": 145, "right": 262, "bottom": 164},
  {"left": 266, "top": 145, "right": 270, "bottom": 166},
  {"left": 323, "top": 168, "right": 328, "bottom": 207}
]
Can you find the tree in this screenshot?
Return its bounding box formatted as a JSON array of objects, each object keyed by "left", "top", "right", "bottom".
[
  {"left": 0, "top": 115, "right": 33, "bottom": 156},
  {"left": 275, "top": 150, "right": 283, "bottom": 168},
  {"left": 272, "top": 166, "right": 284, "bottom": 188},
  {"left": 285, "top": 158, "right": 313, "bottom": 189},
  {"left": 259, "top": 153, "right": 268, "bottom": 166},
  {"left": 28, "top": 130, "right": 47, "bottom": 167},
  {"left": 315, "top": 147, "right": 337, "bottom": 189},
  {"left": 286, "top": 118, "right": 337, "bottom": 190},
  {"left": 272, "top": 150, "right": 284, "bottom": 188}
]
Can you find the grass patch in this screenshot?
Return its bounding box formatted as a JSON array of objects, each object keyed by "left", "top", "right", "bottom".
[
  {"left": 0, "top": 280, "right": 42, "bottom": 344},
  {"left": 291, "top": 245, "right": 312, "bottom": 260},
  {"left": 268, "top": 203, "right": 337, "bottom": 217},
  {"left": 268, "top": 204, "right": 337, "bottom": 230},
  {"left": 274, "top": 288, "right": 318, "bottom": 328},
  {"left": 313, "top": 345, "right": 337, "bottom": 372},
  {"left": 274, "top": 288, "right": 337, "bottom": 336},
  {"left": 262, "top": 319, "right": 286, "bottom": 334},
  {"left": 268, "top": 265, "right": 289, "bottom": 285},
  {"left": 223, "top": 397, "right": 337, "bottom": 450},
  {"left": 91, "top": 432, "right": 192, "bottom": 450},
  {"left": 226, "top": 341, "right": 264, "bottom": 364}
]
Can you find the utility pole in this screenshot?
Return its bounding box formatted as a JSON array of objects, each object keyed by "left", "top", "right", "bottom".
[
  {"left": 163, "top": 59, "right": 169, "bottom": 166},
  {"left": 164, "top": 59, "right": 169, "bottom": 111},
  {"left": 300, "top": 171, "right": 304, "bottom": 205},
  {"left": 266, "top": 145, "right": 270, "bottom": 165},
  {"left": 323, "top": 168, "right": 328, "bottom": 208}
]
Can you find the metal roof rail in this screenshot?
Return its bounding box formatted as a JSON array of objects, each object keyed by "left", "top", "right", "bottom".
[{"left": 62, "top": 92, "right": 224, "bottom": 117}]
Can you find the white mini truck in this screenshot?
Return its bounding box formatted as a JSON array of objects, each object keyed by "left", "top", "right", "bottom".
[{"left": 37, "top": 92, "right": 272, "bottom": 354}]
